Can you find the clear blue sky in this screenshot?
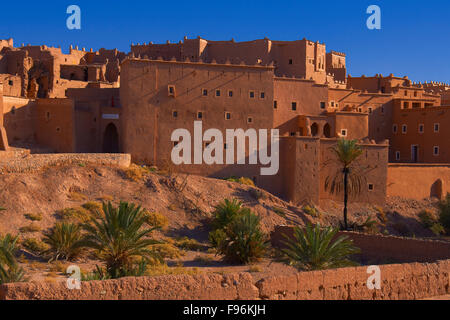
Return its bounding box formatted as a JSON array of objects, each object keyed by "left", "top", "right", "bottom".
[{"left": 1, "top": 0, "right": 449, "bottom": 83}]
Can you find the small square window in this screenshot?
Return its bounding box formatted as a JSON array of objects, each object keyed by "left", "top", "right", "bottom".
[
  {"left": 402, "top": 125, "right": 407, "bottom": 134},
  {"left": 197, "top": 112, "right": 203, "bottom": 119},
  {"left": 381, "top": 107, "right": 384, "bottom": 114},
  {"left": 368, "top": 184, "right": 374, "bottom": 191},
  {"left": 249, "top": 91, "right": 255, "bottom": 98},
  {"left": 290, "top": 132, "right": 296, "bottom": 137},
  {"left": 320, "top": 102, "right": 326, "bottom": 109},
  {"left": 224, "top": 143, "right": 228, "bottom": 150},
  {"left": 8, "top": 80, "right": 13, "bottom": 86},
  {"left": 418, "top": 124, "right": 424, "bottom": 133},
  {"left": 368, "top": 107, "right": 373, "bottom": 114},
  {"left": 172, "top": 111, "right": 178, "bottom": 118},
  {"left": 395, "top": 151, "right": 401, "bottom": 161},
  {"left": 392, "top": 124, "right": 398, "bottom": 134},
  {"left": 330, "top": 101, "right": 335, "bottom": 107},
  {"left": 341, "top": 129, "right": 347, "bottom": 137},
  {"left": 247, "top": 117, "right": 253, "bottom": 124},
  {"left": 216, "top": 89, "right": 221, "bottom": 97},
  {"left": 358, "top": 107, "right": 362, "bottom": 112},
  {"left": 289, "top": 59, "right": 293, "bottom": 65},
  {"left": 433, "top": 146, "right": 440, "bottom": 156},
  {"left": 260, "top": 92, "right": 265, "bottom": 99},
  {"left": 228, "top": 90, "right": 233, "bottom": 97},
  {"left": 273, "top": 101, "right": 278, "bottom": 109},
  {"left": 404, "top": 91, "right": 408, "bottom": 96},
  {"left": 225, "top": 112, "right": 231, "bottom": 120},
  {"left": 414, "top": 91, "right": 418, "bottom": 97},
  {"left": 202, "top": 89, "right": 208, "bottom": 96},
  {"left": 434, "top": 123, "right": 440, "bottom": 133},
  {"left": 292, "top": 102, "right": 297, "bottom": 111}
]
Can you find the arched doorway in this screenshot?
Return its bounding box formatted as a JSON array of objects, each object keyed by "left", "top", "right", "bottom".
[
  {"left": 323, "top": 123, "right": 331, "bottom": 138},
  {"left": 310, "top": 123, "right": 319, "bottom": 137},
  {"left": 103, "top": 123, "right": 119, "bottom": 153},
  {"left": 430, "top": 179, "right": 443, "bottom": 200}
]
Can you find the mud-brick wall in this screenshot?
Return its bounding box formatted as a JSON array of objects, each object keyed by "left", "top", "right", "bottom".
[
  {"left": 271, "top": 226, "right": 450, "bottom": 263},
  {"left": 387, "top": 164, "right": 450, "bottom": 200},
  {"left": 1, "top": 260, "right": 449, "bottom": 300}
]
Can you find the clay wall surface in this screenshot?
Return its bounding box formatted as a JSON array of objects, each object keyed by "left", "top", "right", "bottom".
[
  {"left": 0, "top": 153, "right": 131, "bottom": 174},
  {"left": 331, "top": 112, "right": 368, "bottom": 140},
  {"left": 319, "top": 139, "right": 388, "bottom": 206},
  {"left": 35, "top": 99, "right": 75, "bottom": 153},
  {"left": 390, "top": 103, "right": 450, "bottom": 163},
  {"left": 387, "top": 164, "right": 450, "bottom": 200},
  {"left": 271, "top": 226, "right": 450, "bottom": 263},
  {"left": 1, "top": 258, "right": 449, "bottom": 300},
  {"left": 273, "top": 78, "right": 328, "bottom": 130},
  {"left": 0, "top": 74, "right": 22, "bottom": 96},
  {"left": 2, "top": 96, "right": 36, "bottom": 144},
  {"left": 120, "top": 59, "right": 275, "bottom": 180}
]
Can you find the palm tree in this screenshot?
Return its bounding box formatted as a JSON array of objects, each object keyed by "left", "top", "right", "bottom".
[
  {"left": 211, "top": 199, "right": 249, "bottom": 231},
  {"left": 0, "top": 234, "right": 25, "bottom": 284},
  {"left": 43, "top": 222, "right": 85, "bottom": 262},
  {"left": 80, "top": 201, "right": 162, "bottom": 278},
  {"left": 325, "top": 139, "right": 364, "bottom": 230},
  {"left": 281, "top": 223, "right": 360, "bottom": 271}
]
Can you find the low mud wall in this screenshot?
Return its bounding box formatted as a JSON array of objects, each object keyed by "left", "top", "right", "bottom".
[
  {"left": 0, "top": 153, "right": 131, "bottom": 173},
  {"left": 271, "top": 226, "right": 450, "bottom": 263},
  {"left": 387, "top": 164, "right": 450, "bottom": 200},
  {"left": 1, "top": 260, "right": 449, "bottom": 300}
]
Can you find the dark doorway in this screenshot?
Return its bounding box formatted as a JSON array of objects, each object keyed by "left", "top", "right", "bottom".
[
  {"left": 311, "top": 123, "right": 319, "bottom": 136},
  {"left": 323, "top": 123, "right": 331, "bottom": 138},
  {"left": 103, "top": 123, "right": 119, "bottom": 153},
  {"left": 411, "top": 145, "right": 418, "bottom": 163},
  {"left": 430, "top": 179, "right": 443, "bottom": 200}
]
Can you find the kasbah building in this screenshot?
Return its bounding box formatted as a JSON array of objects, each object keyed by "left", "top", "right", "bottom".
[{"left": 0, "top": 36, "right": 449, "bottom": 207}]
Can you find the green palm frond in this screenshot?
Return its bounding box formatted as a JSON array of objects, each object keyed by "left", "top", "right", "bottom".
[
  {"left": 281, "top": 223, "right": 360, "bottom": 271},
  {"left": 80, "top": 201, "right": 162, "bottom": 278},
  {"left": 0, "top": 234, "right": 25, "bottom": 284},
  {"left": 43, "top": 222, "right": 85, "bottom": 262}
]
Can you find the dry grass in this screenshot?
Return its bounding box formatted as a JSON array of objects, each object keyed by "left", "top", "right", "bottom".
[
  {"left": 145, "top": 264, "right": 202, "bottom": 277},
  {"left": 248, "top": 265, "right": 262, "bottom": 273},
  {"left": 123, "top": 164, "right": 149, "bottom": 182},
  {"left": 68, "top": 191, "right": 88, "bottom": 202},
  {"left": 151, "top": 243, "right": 185, "bottom": 259},
  {"left": 21, "top": 238, "right": 48, "bottom": 254},
  {"left": 143, "top": 210, "right": 169, "bottom": 230},
  {"left": 24, "top": 213, "right": 43, "bottom": 222},
  {"left": 59, "top": 206, "right": 94, "bottom": 223},
  {"left": 19, "top": 224, "right": 42, "bottom": 233}
]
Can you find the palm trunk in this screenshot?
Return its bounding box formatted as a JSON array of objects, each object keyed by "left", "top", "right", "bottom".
[{"left": 343, "top": 167, "right": 349, "bottom": 230}]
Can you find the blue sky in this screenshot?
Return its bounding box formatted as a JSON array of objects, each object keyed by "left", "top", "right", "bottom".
[{"left": 1, "top": 0, "right": 449, "bottom": 83}]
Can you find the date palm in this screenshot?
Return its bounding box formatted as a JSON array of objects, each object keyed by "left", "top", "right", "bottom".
[
  {"left": 0, "top": 234, "right": 25, "bottom": 284},
  {"left": 80, "top": 201, "right": 162, "bottom": 278},
  {"left": 325, "top": 139, "right": 364, "bottom": 230},
  {"left": 43, "top": 222, "right": 84, "bottom": 262},
  {"left": 281, "top": 223, "right": 360, "bottom": 271}
]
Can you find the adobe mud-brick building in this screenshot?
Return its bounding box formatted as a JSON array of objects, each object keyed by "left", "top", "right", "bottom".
[{"left": 1, "top": 36, "right": 449, "bottom": 204}]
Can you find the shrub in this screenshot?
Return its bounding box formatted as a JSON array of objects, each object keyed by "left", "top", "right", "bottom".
[
  {"left": 174, "top": 237, "right": 204, "bottom": 251},
  {"left": 208, "top": 229, "right": 227, "bottom": 250},
  {"left": 82, "top": 202, "right": 103, "bottom": 215},
  {"left": 216, "top": 211, "right": 268, "bottom": 264},
  {"left": 21, "top": 238, "right": 49, "bottom": 255},
  {"left": 24, "top": 213, "right": 43, "bottom": 222},
  {"left": 143, "top": 210, "right": 169, "bottom": 230},
  {"left": 124, "top": 164, "right": 149, "bottom": 182},
  {"left": 249, "top": 188, "right": 266, "bottom": 200},
  {"left": 43, "top": 222, "right": 84, "bottom": 261},
  {"left": 210, "top": 199, "right": 248, "bottom": 231},
  {"left": 238, "top": 177, "right": 255, "bottom": 187},
  {"left": 418, "top": 209, "right": 437, "bottom": 228},
  {"left": 19, "top": 224, "right": 41, "bottom": 233},
  {"left": 303, "top": 205, "right": 319, "bottom": 218},
  {"left": 59, "top": 207, "right": 94, "bottom": 224},
  {"left": 281, "top": 223, "right": 360, "bottom": 271},
  {"left": 0, "top": 234, "right": 25, "bottom": 284},
  {"left": 151, "top": 243, "right": 184, "bottom": 259},
  {"left": 430, "top": 223, "right": 445, "bottom": 236},
  {"left": 438, "top": 193, "right": 450, "bottom": 233},
  {"left": 68, "top": 191, "right": 88, "bottom": 201},
  {"left": 80, "top": 201, "right": 163, "bottom": 278},
  {"left": 248, "top": 265, "right": 262, "bottom": 273},
  {"left": 272, "top": 207, "right": 287, "bottom": 217}
]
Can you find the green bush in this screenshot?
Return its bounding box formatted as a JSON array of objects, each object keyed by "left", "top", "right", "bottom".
[
  {"left": 208, "top": 229, "right": 227, "bottom": 249},
  {"left": 210, "top": 199, "right": 248, "bottom": 231},
  {"left": 216, "top": 211, "right": 268, "bottom": 264},
  {"left": 21, "top": 238, "right": 49, "bottom": 255},
  {"left": 0, "top": 234, "right": 25, "bottom": 284},
  {"left": 43, "top": 222, "right": 84, "bottom": 261},
  {"left": 281, "top": 223, "right": 360, "bottom": 271},
  {"left": 418, "top": 210, "right": 436, "bottom": 228},
  {"left": 438, "top": 193, "right": 450, "bottom": 234},
  {"left": 81, "top": 201, "right": 163, "bottom": 279}
]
